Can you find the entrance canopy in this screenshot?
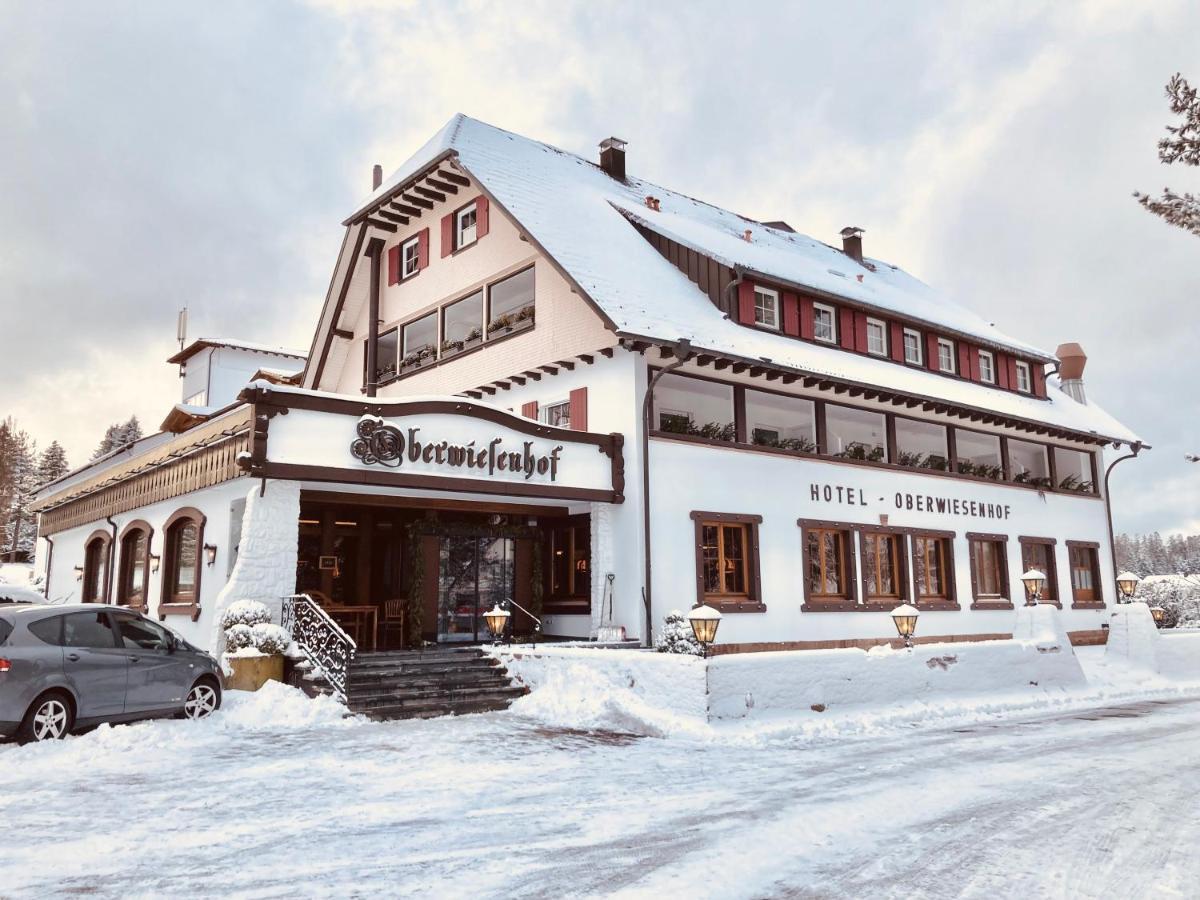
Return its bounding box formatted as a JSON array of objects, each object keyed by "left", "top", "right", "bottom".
[{"left": 239, "top": 383, "right": 624, "bottom": 505}]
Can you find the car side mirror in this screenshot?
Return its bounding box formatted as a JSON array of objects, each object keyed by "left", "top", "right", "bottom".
[{"left": 166, "top": 636, "right": 178, "bottom": 653}]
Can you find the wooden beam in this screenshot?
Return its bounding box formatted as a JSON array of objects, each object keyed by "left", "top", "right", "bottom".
[
  {"left": 781, "top": 374, "right": 798, "bottom": 385},
  {"left": 480, "top": 386, "right": 496, "bottom": 396},
  {"left": 749, "top": 366, "right": 766, "bottom": 378},
  {"left": 376, "top": 210, "right": 409, "bottom": 225},
  {"left": 540, "top": 364, "right": 559, "bottom": 375},
  {"left": 523, "top": 370, "right": 542, "bottom": 381},
  {"left": 389, "top": 201, "right": 420, "bottom": 217},
  {"left": 414, "top": 185, "right": 446, "bottom": 203},
  {"left": 696, "top": 355, "right": 715, "bottom": 367},
  {"left": 731, "top": 363, "right": 748, "bottom": 374},
  {"left": 558, "top": 360, "right": 575, "bottom": 371},
  {"left": 599, "top": 347, "right": 615, "bottom": 358},
  {"left": 332, "top": 328, "right": 354, "bottom": 340},
  {"left": 366, "top": 218, "right": 397, "bottom": 232},
  {"left": 766, "top": 371, "right": 781, "bottom": 382},
  {"left": 402, "top": 193, "right": 434, "bottom": 210},
  {"left": 438, "top": 169, "right": 470, "bottom": 187},
  {"left": 510, "top": 375, "right": 526, "bottom": 386},
  {"left": 578, "top": 354, "right": 594, "bottom": 365},
  {"left": 426, "top": 177, "right": 458, "bottom": 195},
  {"left": 713, "top": 359, "right": 731, "bottom": 371}
]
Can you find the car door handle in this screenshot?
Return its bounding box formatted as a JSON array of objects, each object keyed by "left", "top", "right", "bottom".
[{"left": 66, "top": 653, "right": 79, "bottom": 662}]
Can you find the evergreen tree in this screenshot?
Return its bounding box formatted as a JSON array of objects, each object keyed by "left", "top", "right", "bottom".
[
  {"left": 1134, "top": 73, "right": 1200, "bottom": 236},
  {"left": 91, "top": 415, "right": 144, "bottom": 461},
  {"left": 2, "top": 422, "right": 37, "bottom": 560},
  {"left": 36, "top": 441, "right": 69, "bottom": 487}
]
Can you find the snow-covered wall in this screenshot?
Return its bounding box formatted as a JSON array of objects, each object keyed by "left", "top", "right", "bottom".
[{"left": 1158, "top": 630, "right": 1200, "bottom": 681}]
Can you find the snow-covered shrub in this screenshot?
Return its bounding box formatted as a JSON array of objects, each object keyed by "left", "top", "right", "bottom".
[
  {"left": 655, "top": 610, "right": 702, "bottom": 656},
  {"left": 220, "top": 599, "right": 272, "bottom": 630},
  {"left": 1140, "top": 576, "right": 1200, "bottom": 628},
  {"left": 224, "top": 623, "right": 254, "bottom": 652},
  {"left": 251, "top": 623, "right": 290, "bottom": 656}
]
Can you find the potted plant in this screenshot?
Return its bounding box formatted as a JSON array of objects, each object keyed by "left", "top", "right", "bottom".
[
  {"left": 440, "top": 337, "right": 465, "bottom": 356},
  {"left": 463, "top": 326, "right": 484, "bottom": 350},
  {"left": 399, "top": 345, "right": 435, "bottom": 373},
  {"left": 221, "top": 600, "right": 292, "bottom": 692}
]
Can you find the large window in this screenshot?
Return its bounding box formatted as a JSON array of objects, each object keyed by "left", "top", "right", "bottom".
[
  {"left": 1020, "top": 538, "right": 1058, "bottom": 606},
  {"left": 813, "top": 302, "right": 837, "bottom": 343},
  {"left": 161, "top": 508, "right": 204, "bottom": 615},
  {"left": 826, "top": 404, "right": 887, "bottom": 462},
  {"left": 866, "top": 318, "right": 887, "bottom": 356},
  {"left": 1054, "top": 447, "right": 1096, "bottom": 493},
  {"left": 368, "top": 328, "right": 399, "bottom": 383},
  {"left": 441, "top": 291, "right": 484, "bottom": 356},
  {"left": 903, "top": 328, "right": 923, "bottom": 365},
  {"left": 654, "top": 373, "right": 735, "bottom": 441},
  {"left": 401, "top": 312, "right": 438, "bottom": 371},
  {"left": 487, "top": 267, "right": 535, "bottom": 335},
  {"left": 913, "top": 534, "right": 955, "bottom": 607},
  {"left": 803, "top": 524, "right": 852, "bottom": 604},
  {"left": 1068, "top": 542, "right": 1102, "bottom": 606},
  {"left": 692, "top": 512, "right": 762, "bottom": 611},
  {"left": 117, "top": 522, "right": 152, "bottom": 609},
  {"left": 744, "top": 390, "right": 816, "bottom": 452},
  {"left": 1009, "top": 439, "right": 1051, "bottom": 489},
  {"left": 861, "top": 531, "right": 905, "bottom": 605},
  {"left": 969, "top": 536, "right": 1009, "bottom": 604},
  {"left": 82, "top": 532, "right": 110, "bottom": 604},
  {"left": 546, "top": 516, "right": 590, "bottom": 610},
  {"left": 754, "top": 287, "right": 779, "bottom": 330},
  {"left": 895, "top": 418, "right": 949, "bottom": 471},
  {"left": 955, "top": 430, "right": 1003, "bottom": 480}
]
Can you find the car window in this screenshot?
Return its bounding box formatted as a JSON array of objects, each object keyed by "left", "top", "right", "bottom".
[
  {"left": 0, "top": 618, "right": 12, "bottom": 645},
  {"left": 28, "top": 616, "right": 64, "bottom": 646},
  {"left": 115, "top": 615, "right": 172, "bottom": 651},
  {"left": 62, "top": 612, "right": 120, "bottom": 649}
]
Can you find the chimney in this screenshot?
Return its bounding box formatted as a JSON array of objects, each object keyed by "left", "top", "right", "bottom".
[
  {"left": 840, "top": 226, "right": 864, "bottom": 263},
  {"left": 372, "top": 164, "right": 383, "bottom": 191},
  {"left": 1056, "top": 342, "right": 1088, "bottom": 404},
  {"left": 599, "top": 137, "right": 627, "bottom": 180}
]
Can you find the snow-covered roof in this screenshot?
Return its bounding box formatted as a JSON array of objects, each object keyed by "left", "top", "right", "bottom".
[
  {"left": 354, "top": 115, "right": 1140, "bottom": 446},
  {"left": 167, "top": 337, "right": 308, "bottom": 365}
]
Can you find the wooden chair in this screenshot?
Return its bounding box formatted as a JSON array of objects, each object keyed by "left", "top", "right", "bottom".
[{"left": 379, "top": 597, "right": 405, "bottom": 649}]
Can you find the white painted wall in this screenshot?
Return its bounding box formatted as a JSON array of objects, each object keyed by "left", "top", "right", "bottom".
[{"left": 181, "top": 346, "right": 303, "bottom": 407}]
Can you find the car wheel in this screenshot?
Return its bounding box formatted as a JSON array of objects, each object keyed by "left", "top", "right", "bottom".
[
  {"left": 18, "top": 693, "right": 74, "bottom": 743},
  {"left": 183, "top": 681, "right": 219, "bottom": 720}
]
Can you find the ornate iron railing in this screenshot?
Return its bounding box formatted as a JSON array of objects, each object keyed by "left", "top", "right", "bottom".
[{"left": 281, "top": 594, "right": 356, "bottom": 699}]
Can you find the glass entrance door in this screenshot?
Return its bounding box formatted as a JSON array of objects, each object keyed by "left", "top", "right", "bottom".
[{"left": 437, "top": 536, "right": 515, "bottom": 642}]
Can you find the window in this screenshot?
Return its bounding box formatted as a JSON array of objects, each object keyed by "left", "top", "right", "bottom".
[
  {"left": 1020, "top": 538, "right": 1058, "bottom": 606},
  {"left": 969, "top": 536, "right": 1009, "bottom": 604},
  {"left": 803, "top": 523, "right": 853, "bottom": 604},
  {"left": 813, "top": 303, "right": 837, "bottom": 343},
  {"left": 744, "top": 390, "right": 816, "bottom": 452},
  {"left": 546, "top": 517, "right": 590, "bottom": 609},
  {"left": 487, "top": 267, "right": 535, "bottom": 336},
  {"left": 1015, "top": 361, "right": 1032, "bottom": 393},
  {"left": 693, "top": 513, "right": 762, "bottom": 610},
  {"left": 115, "top": 614, "right": 172, "bottom": 651},
  {"left": 63, "top": 611, "right": 119, "bottom": 649},
  {"left": 825, "top": 404, "right": 887, "bottom": 462},
  {"left": 1009, "top": 439, "right": 1051, "bottom": 489},
  {"left": 117, "top": 522, "right": 152, "bottom": 608},
  {"left": 28, "top": 616, "right": 65, "bottom": 645},
  {"left": 978, "top": 350, "right": 995, "bottom": 384},
  {"left": 401, "top": 236, "right": 420, "bottom": 279},
  {"left": 1054, "top": 447, "right": 1096, "bottom": 493},
  {"left": 753, "top": 287, "right": 779, "bottom": 330},
  {"left": 367, "top": 328, "right": 399, "bottom": 383},
  {"left": 862, "top": 531, "right": 905, "bottom": 604},
  {"left": 161, "top": 508, "right": 204, "bottom": 615},
  {"left": 937, "top": 338, "right": 956, "bottom": 374},
  {"left": 895, "top": 418, "right": 950, "bottom": 471},
  {"left": 903, "top": 328, "right": 923, "bottom": 365},
  {"left": 1068, "top": 542, "right": 1102, "bottom": 606},
  {"left": 82, "top": 531, "right": 110, "bottom": 604},
  {"left": 955, "top": 430, "right": 1003, "bottom": 480},
  {"left": 401, "top": 312, "right": 438, "bottom": 370},
  {"left": 455, "top": 202, "right": 478, "bottom": 249},
  {"left": 866, "top": 318, "right": 887, "bottom": 356},
  {"left": 184, "top": 390, "right": 208, "bottom": 407},
  {"left": 542, "top": 401, "right": 570, "bottom": 428},
  {"left": 913, "top": 534, "right": 955, "bottom": 607},
  {"left": 441, "top": 291, "right": 484, "bottom": 356},
  {"left": 653, "top": 373, "right": 735, "bottom": 441}
]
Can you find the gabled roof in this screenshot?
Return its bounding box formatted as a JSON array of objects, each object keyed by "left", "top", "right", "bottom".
[
  {"left": 167, "top": 337, "right": 308, "bottom": 365},
  {"left": 338, "top": 115, "right": 1140, "bottom": 446}
]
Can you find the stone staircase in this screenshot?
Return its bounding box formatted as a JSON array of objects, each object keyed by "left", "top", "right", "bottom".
[{"left": 338, "top": 647, "right": 528, "bottom": 720}]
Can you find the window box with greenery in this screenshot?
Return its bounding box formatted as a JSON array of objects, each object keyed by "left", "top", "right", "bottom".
[
  {"left": 1009, "top": 439, "right": 1053, "bottom": 490},
  {"left": 690, "top": 512, "right": 764, "bottom": 612},
  {"left": 440, "top": 327, "right": 483, "bottom": 359},
  {"left": 487, "top": 303, "right": 535, "bottom": 337},
  {"left": 487, "top": 267, "right": 535, "bottom": 338},
  {"left": 746, "top": 390, "right": 817, "bottom": 453},
  {"left": 955, "top": 430, "right": 1004, "bottom": 481},
  {"left": 895, "top": 418, "right": 950, "bottom": 471},
  {"left": 653, "top": 372, "right": 737, "bottom": 443},
  {"left": 1054, "top": 447, "right": 1097, "bottom": 494},
  {"left": 826, "top": 405, "right": 887, "bottom": 463},
  {"left": 399, "top": 345, "right": 436, "bottom": 374}
]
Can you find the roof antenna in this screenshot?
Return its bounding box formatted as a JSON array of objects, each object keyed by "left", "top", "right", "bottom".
[{"left": 176, "top": 306, "right": 188, "bottom": 378}]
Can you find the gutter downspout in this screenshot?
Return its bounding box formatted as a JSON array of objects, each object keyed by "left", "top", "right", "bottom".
[
  {"left": 106, "top": 515, "right": 118, "bottom": 605},
  {"left": 640, "top": 337, "right": 694, "bottom": 647},
  {"left": 43, "top": 534, "right": 54, "bottom": 600},
  {"left": 363, "top": 237, "right": 386, "bottom": 398},
  {"left": 1103, "top": 441, "right": 1144, "bottom": 584}
]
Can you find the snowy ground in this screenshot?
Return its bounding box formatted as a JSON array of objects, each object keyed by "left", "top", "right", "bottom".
[{"left": 3, "top": 676, "right": 1200, "bottom": 899}]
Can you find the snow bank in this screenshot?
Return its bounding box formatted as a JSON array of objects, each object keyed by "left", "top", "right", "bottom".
[
  {"left": 216, "top": 681, "right": 357, "bottom": 730},
  {"left": 1158, "top": 630, "right": 1200, "bottom": 681}
]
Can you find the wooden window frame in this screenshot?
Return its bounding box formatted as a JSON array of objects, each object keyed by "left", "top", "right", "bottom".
[
  {"left": 799, "top": 518, "right": 858, "bottom": 611},
  {"left": 1015, "top": 361, "right": 1032, "bottom": 394},
  {"left": 813, "top": 302, "right": 838, "bottom": 344},
  {"left": 454, "top": 200, "right": 479, "bottom": 251},
  {"left": 1066, "top": 540, "right": 1104, "bottom": 608},
  {"left": 81, "top": 529, "right": 112, "bottom": 604},
  {"left": 541, "top": 399, "right": 571, "bottom": 428},
  {"left": 690, "top": 511, "right": 765, "bottom": 613},
  {"left": 859, "top": 527, "right": 908, "bottom": 607},
  {"left": 117, "top": 520, "right": 154, "bottom": 611},
  {"left": 865, "top": 317, "right": 888, "bottom": 356},
  {"left": 1018, "top": 536, "right": 1059, "bottom": 608},
  {"left": 937, "top": 337, "right": 957, "bottom": 374},
  {"left": 978, "top": 349, "right": 996, "bottom": 384},
  {"left": 400, "top": 235, "right": 420, "bottom": 280},
  {"left": 159, "top": 507, "right": 206, "bottom": 621},
  {"left": 544, "top": 513, "right": 591, "bottom": 614},
  {"left": 753, "top": 286, "right": 780, "bottom": 331},
  {"left": 967, "top": 532, "right": 1012, "bottom": 609},
  {"left": 902, "top": 327, "right": 923, "bottom": 365},
  {"left": 911, "top": 530, "right": 959, "bottom": 610}
]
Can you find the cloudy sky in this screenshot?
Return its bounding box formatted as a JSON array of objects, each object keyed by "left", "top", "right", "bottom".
[{"left": 1, "top": 0, "right": 1197, "bottom": 535}]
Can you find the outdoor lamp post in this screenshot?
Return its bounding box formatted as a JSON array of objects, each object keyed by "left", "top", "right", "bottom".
[
  {"left": 687, "top": 604, "right": 722, "bottom": 659},
  {"left": 1020, "top": 569, "right": 1047, "bottom": 607},
  {"left": 890, "top": 603, "right": 920, "bottom": 650},
  {"left": 1150, "top": 606, "right": 1167, "bottom": 628},
  {"left": 1116, "top": 571, "right": 1141, "bottom": 603},
  {"left": 203, "top": 543, "right": 218, "bottom": 567},
  {"left": 483, "top": 604, "right": 510, "bottom": 645}
]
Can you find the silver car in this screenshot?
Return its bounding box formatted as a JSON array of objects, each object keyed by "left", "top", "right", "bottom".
[{"left": 0, "top": 603, "right": 223, "bottom": 743}]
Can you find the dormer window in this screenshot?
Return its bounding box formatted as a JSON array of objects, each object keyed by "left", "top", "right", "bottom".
[
  {"left": 978, "top": 350, "right": 996, "bottom": 384},
  {"left": 401, "top": 236, "right": 420, "bottom": 279},
  {"left": 813, "top": 303, "right": 837, "bottom": 344},
  {"left": 754, "top": 287, "right": 779, "bottom": 330},
  {"left": 937, "top": 338, "right": 956, "bottom": 374},
  {"left": 456, "top": 202, "right": 478, "bottom": 249},
  {"left": 866, "top": 318, "right": 887, "bottom": 356},
  {"left": 1015, "top": 360, "right": 1032, "bottom": 393},
  {"left": 902, "top": 328, "right": 923, "bottom": 365}
]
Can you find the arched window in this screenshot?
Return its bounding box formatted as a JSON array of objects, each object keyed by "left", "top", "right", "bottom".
[
  {"left": 81, "top": 530, "right": 112, "bottom": 604},
  {"left": 160, "top": 508, "right": 206, "bottom": 621},
  {"left": 118, "top": 520, "right": 153, "bottom": 609}
]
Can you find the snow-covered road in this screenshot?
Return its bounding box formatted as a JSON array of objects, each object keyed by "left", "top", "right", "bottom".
[{"left": 2, "top": 687, "right": 1198, "bottom": 899}]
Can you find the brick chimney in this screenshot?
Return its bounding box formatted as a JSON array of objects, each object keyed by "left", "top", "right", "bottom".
[
  {"left": 1056, "top": 342, "right": 1088, "bottom": 404},
  {"left": 372, "top": 164, "right": 383, "bottom": 190},
  {"left": 599, "top": 137, "right": 627, "bottom": 180},
  {"left": 840, "top": 226, "right": 864, "bottom": 263}
]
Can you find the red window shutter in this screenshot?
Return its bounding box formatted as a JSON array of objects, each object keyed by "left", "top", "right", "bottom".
[
  {"left": 996, "top": 353, "right": 1010, "bottom": 389},
  {"left": 417, "top": 228, "right": 430, "bottom": 270},
  {"left": 967, "top": 346, "right": 981, "bottom": 381},
  {"left": 737, "top": 281, "right": 756, "bottom": 325},
  {"left": 476, "top": 196, "right": 489, "bottom": 239},
  {"left": 569, "top": 387, "right": 588, "bottom": 431},
  {"left": 1032, "top": 364, "right": 1046, "bottom": 397},
  {"left": 854, "top": 312, "right": 868, "bottom": 352},
  {"left": 782, "top": 292, "right": 800, "bottom": 336},
  {"left": 387, "top": 245, "right": 400, "bottom": 286},
  {"left": 440, "top": 214, "right": 454, "bottom": 258},
  {"left": 839, "top": 309, "right": 855, "bottom": 350},
  {"left": 958, "top": 344, "right": 971, "bottom": 379},
  {"left": 521, "top": 401, "right": 539, "bottom": 420},
  {"left": 926, "top": 334, "right": 940, "bottom": 371},
  {"left": 799, "top": 296, "right": 815, "bottom": 340},
  {"left": 889, "top": 322, "right": 905, "bottom": 362},
  {"left": 1008, "top": 357, "right": 1020, "bottom": 390}
]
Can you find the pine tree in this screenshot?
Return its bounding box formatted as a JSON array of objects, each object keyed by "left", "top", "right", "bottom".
[
  {"left": 1134, "top": 73, "right": 1200, "bottom": 236},
  {"left": 36, "top": 441, "right": 69, "bottom": 488},
  {"left": 3, "top": 422, "right": 37, "bottom": 561},
  {"left": 91, "top": 415, "right": 144, "bottom": 461}
]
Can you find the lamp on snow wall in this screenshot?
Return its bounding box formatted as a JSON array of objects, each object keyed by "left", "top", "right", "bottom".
[
  {"left": 1116, "top": 571, "right": 1141, "bottom": 603},
  {"left": 483, "top": 604, "right": 511, "bottom": 645},
  {"left": 1020, "top": 569, "right": 1047, "bottom": 607},
  {"left": 687, "top": 604, "right": 722, "bottom": 658},
  {"left": 1150, "top": 606, "right": 1167, "bottom": 628},
  {"left": 890, "top": 603, "right": 920, "bottom": 650}
]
